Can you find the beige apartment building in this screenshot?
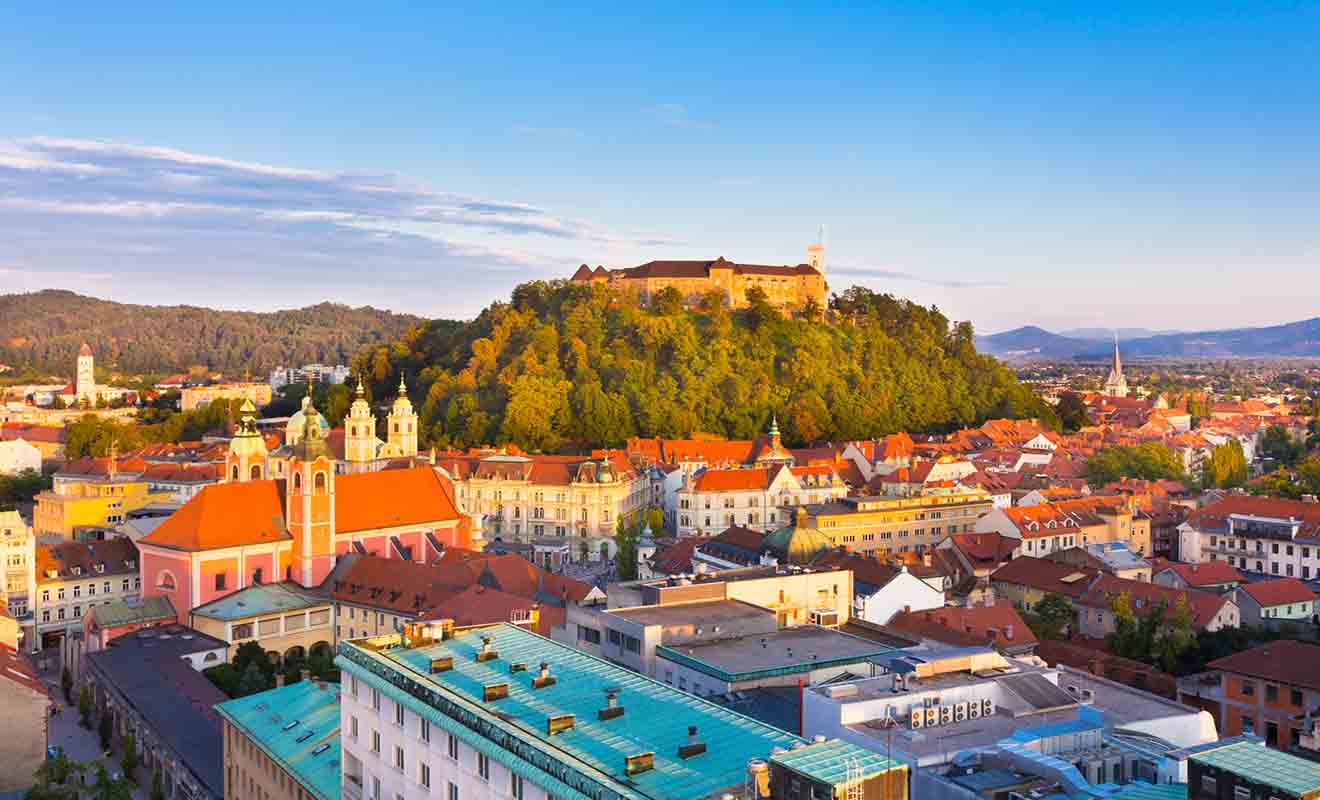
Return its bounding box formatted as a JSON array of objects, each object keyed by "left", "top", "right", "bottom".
[
  {"left": 435, "top": 448, "right": 649, "bottom": 561},
  {"left": 180, "top": 382, "right": 273, "bottom": 412},
  {"left": 801, "top": 487, "right": 996, "bottom": 557}
]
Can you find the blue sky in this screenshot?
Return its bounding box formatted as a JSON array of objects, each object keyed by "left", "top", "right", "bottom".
[{"left": 2, "top": 2, "right": 1318, "bottom": 332}]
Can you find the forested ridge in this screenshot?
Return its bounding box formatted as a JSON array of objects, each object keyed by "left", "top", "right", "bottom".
[
  {"left": 0, "top": 290, "right": 423, "bottom": 376},
  {"left": 355, "top": 281, "right": 1056, "bottom": 452}
]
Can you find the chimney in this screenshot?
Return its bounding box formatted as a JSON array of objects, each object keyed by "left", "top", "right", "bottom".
[
  {"left": 598, "top": 688, "right": 625, "bottom": 720},
  {"left": 476, "top": 634, "right": 499, "bottom": 662},
  {"left": 533, "top": 661, "right": 556, "bottom": 689},
  {"left": 678, "top": 726, "right": 707, "bottom": 759}
]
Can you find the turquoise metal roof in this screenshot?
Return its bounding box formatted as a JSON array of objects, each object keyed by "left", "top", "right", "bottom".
[
  {"left": 338, "top": 623, "right": 805, "bottom": 800},
  {"left": 214, "top": 681, "right": 341, "bottom": 800},
  {"left": 191, "top": 582, "right": 327, "bottom": 621},
  {"left": 1190, "top": 740, "right": 1320, "bottom": 797},
  {"left": 769, "top": 738, "right": 904, "bottom": 786},
  {"left": 1105, "top": 784, "right": 1187, "bottom": 800}
]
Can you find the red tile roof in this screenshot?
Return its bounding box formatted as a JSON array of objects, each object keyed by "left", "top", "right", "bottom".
[
  {"left": 1239, "top": 578, "right": 1317, "bottom": 608},
  {"left": 0, "top": 643, "right": 48, "bottom": 699},
  {"left": 36, "top": 538, "right": 139, "bottom": 583},
  {"left": 948, "top": 533, "right": 1020, "bottom": 568},
  {"left": 693, "top": 467, "right": 773, "bottom": 492},
  {"left": 1156, "top": 560, "right": 1243, "bottom": 588},
  {"left": 1078, "top": 575, "right": 1232, "bottom": 631},
  {"left": 890, "top": 603, "right": 1038, "bottom": 651},
  {"left": 1208, "top": 639, "right": 1320, "bottom": 691}
]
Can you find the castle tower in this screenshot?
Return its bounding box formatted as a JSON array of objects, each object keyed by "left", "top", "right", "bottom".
[
  {"left": 75, "top": 343, "right": 95, "bottom": 404},
  {"left": 286, "top": 395, "right": 336, "bottom": 587},
  {"left": 1103, "top": 334, "right": 1129, "bottom": 398},
  {"left": 225, "top": 396, "right": 268, "bottom": 482},
  {"left": 806, "top": 227, "right": 825, "bottom": 273},
  {"left": 387, "top": 375, "right": 419, "bottom": 458},
  {"left": 344, "top": 376, "right": 378, "bottom": 471}
]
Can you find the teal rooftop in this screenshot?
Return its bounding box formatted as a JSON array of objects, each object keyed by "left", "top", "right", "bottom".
[
  {"left": 214, "top": 680, "right": 341, "bottom": 800},
  {"left": 770, "top": 737, "right": 903, "bottom": 786},
  {"left": 191, "top": 582, "right": 327, "bottom": 621},
  {"left": 339, "top": 623, "right": 899, "bottom": 800},
  {"left": 1190, "top": 739, "right": 1320, "bottom": 798}
]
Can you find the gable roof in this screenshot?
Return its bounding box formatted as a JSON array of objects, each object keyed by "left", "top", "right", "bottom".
[
  {"left": 142, "top": 480, "right": 289, "bottom": 551},
  {"left": 1186, "top": 496, "right": 1320, "bottom": 538},
  {"left": 889, "top": 603, "right": 1038, "bottom": 652},
  {"left": 1208, "top": 639, "right": 1320, "bottom": 691},
  {"left": 36, "top": 537, "right": 139, "bottom": 582},
  {"left": 1077, "top": 575, "right": 1232, "bottom": 630},
  {"left": 1239, "top": 578, "right": 1317, "bottom": 608},
  {"left": 334, "top": 467, "right": 461, "bottom": 533},
  {"left": 1156, "top": 560, "right": 1243, "bottom": 587}
]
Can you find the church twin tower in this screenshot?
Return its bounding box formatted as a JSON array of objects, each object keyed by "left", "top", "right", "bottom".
[{"left": 224, "top": 374, "right": 419, "bottom": 485}]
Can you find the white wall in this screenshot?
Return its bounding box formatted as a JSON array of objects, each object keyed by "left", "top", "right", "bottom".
[
  {"left": 341, "top": 673, "right": 562, "bottom": 800},
  {"left": 857, "top": 570, "right": 943, "bottom": 625}
]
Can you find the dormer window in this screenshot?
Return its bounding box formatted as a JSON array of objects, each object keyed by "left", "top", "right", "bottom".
[
  {"left": 126, "top": 560, "right": 136, "bottom": 569},
  {"left": 95, "top": 563, "right": 105, "bottom": 574},
  {"left": 71, "top": 566, "right": 81, "bottom": 576}
]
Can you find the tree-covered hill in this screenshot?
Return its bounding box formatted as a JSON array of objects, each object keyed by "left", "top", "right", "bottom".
[
  {"left": 0, "top": 290, "right": 423, "bottom": 376},
  {"left": 355, "top": 281, "right": 1057, "bottom": 452}
]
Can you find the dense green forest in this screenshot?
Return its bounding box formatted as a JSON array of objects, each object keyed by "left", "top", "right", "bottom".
[
  {"left": 0, "top": 290, "right": 422, "bottom": 376},
  {"left": 352, "top": 281, "right": 1057, "bottom": 452}
]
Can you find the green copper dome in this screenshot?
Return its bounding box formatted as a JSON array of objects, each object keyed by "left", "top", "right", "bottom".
[{"left": 763, "top": 507, "right": 830, "bottom": 565}]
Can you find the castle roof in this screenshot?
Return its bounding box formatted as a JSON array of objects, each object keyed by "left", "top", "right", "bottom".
[{"left": 575, "top": 257, "right": 823, "bottom": 282}]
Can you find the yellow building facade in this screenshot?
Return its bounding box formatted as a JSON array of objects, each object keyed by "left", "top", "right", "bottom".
[
  {"left": 33, "top": 480, "right": 162, "bottom": 538},
  {"left": 805, "top": 488, "right": 997, "bottom": 557}
]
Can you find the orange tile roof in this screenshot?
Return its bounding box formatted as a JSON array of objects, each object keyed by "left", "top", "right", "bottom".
[
  {"left": 334, "top": 467, "right": 462, "bottom": 534},
  {"left": 890, "top": 603, "right": 1038, "bottom": 651},
  {"left": 692, "top": 467, "right": 773, "bottom": 492},
  {"left": 141, "top": 480, "right": 289, "bottom": 551}
]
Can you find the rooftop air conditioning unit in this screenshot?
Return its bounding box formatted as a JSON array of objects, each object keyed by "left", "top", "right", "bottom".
[{"left": 910, "top": 709, "right": 924, "bottom": 729}]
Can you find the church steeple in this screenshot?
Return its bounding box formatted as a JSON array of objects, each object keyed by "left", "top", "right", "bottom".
[
  {"left": 1103, "top": 333, "right": 1129, "bottom": 399},
  {"left": 226, "top": 394, "right": 268, "bottom": 482},
  {"left": 344, "top": 373, "right": 378, "bottom": 470},
  {"left": 387, "top": 373, "right": 418, "bottom": 458}
]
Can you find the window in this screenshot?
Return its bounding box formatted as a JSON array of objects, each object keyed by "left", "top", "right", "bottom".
[
  {"left": 371, "top": 776, "right": 381, "bottom": 800},
  {"left": 447, "top": 733, "right": 458, "bottom": 760},
  {"left": 511, "top": 773, "right": 524, "bottom": 799},
  {"left": 394, "top": 701, "right": 404, "bottom": 727},
  {"left": 393, "top": 745, "right": 404, "bottom": 770},
  {"left": 371, "top": 730, "right": 381, "bottom": 754},
  {"left": 448, "top": 783, "right": 459, "bottom": 800},
  {"left": 350, "top": 716, "right": 359, "bottom": 739},
  {"left": 215, "top": 573, "right": 227, "bottom": 591},
  {"left": 1293, "top": 689, "right": 1304, "bottom": 706},
  {"left": 1267, "top": 684, "right": 1279, "bottom": 702},
  {"left": 477, "top": 753, "right": 490, "bottom": 781},
  {"left": 372, "top": 687, "right": 381, "bottom": 711},
  {"left": 420, "top": 718, "right": 430, "bottom": 743},
  {"left": 1241, "top": 680, "right": 1255, "bottom": 697},
  {"left": 419, "top": 762, "right": 430, "bottom": 789}
]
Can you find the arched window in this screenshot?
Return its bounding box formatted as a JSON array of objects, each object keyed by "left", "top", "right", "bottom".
[
  {"left": 314, "top": 471, "right": 327, "bottom": 494},
  {"left": 249, "top": 464, "right": 262, "bottom": 480},
  {"left": 230, "top": 465, "right": 239, "bottom": 481},
  {"left": 292, "top": 473, "right": 302, "bottom": 493}
]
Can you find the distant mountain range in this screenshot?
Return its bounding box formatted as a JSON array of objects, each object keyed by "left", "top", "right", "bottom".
[
  {"left": 1057, "top": 327, "right": 1182, "bottom": 340},
  {"left": 977, "top": 317, "right": 1320, "bottom": 360}
]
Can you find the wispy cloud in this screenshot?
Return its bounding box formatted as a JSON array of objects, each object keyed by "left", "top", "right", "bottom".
[
  {"left": 642, "top": 103, "right": 716, "bottom": 130},
  {"left": 830, "top": 265, "right": 1008, "bottom": 290},
  {"left": 0, "top": 136, "right": 679, "bottom": 316}
]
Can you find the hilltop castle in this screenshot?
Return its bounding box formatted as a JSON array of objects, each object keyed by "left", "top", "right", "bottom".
[{"left": 571, "top": 242, "right": 828, "bottom": 313}]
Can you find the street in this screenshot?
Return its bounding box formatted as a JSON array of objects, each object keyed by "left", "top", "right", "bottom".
[{"left": 40, "top": 663, "right": 149, "bottom": 799}]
